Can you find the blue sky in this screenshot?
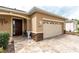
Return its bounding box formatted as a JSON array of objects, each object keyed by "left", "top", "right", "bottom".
[
  {"left": 0, "top": 0, "right": 79, "bottom": 19},
  {"left": 39, "top": 6, "right": 79, "bottom": 19}
]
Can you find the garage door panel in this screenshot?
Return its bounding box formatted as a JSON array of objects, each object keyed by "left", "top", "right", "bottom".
[{"left": 43, "top": 23, "right": 62, "bottom": 39}]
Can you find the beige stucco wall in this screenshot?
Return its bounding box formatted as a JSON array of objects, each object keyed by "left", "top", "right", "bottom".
[
  {"left": 31, "top": 14, "right": 37, "bottom": 33},
  {"left": 0, "top": 15, "right": 11, "bottom": 35},
  {"left": 24, "top": 19, "right": 27, "bottom": 31},
  {"left": 27, "top": 19, "right": 32, "bottom": 31},
  {"left": 31, "top": 12, "right": 65, "bottom": 33}
]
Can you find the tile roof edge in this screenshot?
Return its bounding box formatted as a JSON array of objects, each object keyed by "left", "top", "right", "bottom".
[{"left": 0, "top": 6, "right": 28, "bottom": 15}]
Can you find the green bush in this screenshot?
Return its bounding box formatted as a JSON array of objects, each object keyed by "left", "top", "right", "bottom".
[
  {"left": 77, "top": 21, "right": 79, "bottom": 24},
  {"left": 77, "top": 28, "right": 79, "bottom": 33},
  {"left": 0, "top": 32, "right": 10, "bottom": 49}
]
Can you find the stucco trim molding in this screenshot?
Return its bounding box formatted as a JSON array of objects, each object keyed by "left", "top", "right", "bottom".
[
  {"left": 0, "top": 12, "right": 29, "bottom": 19},
  {"left": 42, "top": 18, "right": 64, "bottom": 23},
  {"left": 32, "top": 31, "right": 43, "bottom": 33}
]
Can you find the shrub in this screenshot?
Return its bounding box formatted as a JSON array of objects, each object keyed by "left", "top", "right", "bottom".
[
  {"left": 76, "top": 28, "right": 79, "bottom": 33},
  {"left": 77, "top": 20, "right": 79, "bottom": 24},
  {"left": 0, "top": 32, "right": 10, "bottom": 49}
]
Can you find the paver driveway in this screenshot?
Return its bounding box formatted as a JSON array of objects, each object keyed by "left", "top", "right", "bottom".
[{"left": 14, "top": 34, "right": 79, "bottom": 53}]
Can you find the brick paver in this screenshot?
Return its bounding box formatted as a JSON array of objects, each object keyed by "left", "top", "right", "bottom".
[{"left": 14, "top": 34, "right": 79, "bottom": 53}]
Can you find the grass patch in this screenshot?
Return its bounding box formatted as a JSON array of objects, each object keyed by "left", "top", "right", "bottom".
[{"left": 0, "top": 47, "right": 4, "bottom": 53}]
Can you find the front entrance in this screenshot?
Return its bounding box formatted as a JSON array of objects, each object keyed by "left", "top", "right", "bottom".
[{"left": 13, "top": 19, "right": 22, "bottom": 36}]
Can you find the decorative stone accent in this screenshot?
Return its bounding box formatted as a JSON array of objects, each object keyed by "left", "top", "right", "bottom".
[{"left": 32, "top": 33, "right": 43, "bottom": 42}]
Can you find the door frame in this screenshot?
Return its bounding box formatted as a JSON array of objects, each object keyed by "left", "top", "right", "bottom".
[
  {"left": 13, "top": 19, "right": 22, "bottom": 36},
  {"left": 11, "top": 18, "right": 24, "bottom": 36}
]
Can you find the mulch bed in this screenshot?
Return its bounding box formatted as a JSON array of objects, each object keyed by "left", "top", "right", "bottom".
[{"left": 5, "top": 40, "right": 15, "bottom": 53}]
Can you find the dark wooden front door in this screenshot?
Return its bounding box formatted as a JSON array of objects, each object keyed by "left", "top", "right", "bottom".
[{"left": 13, "top": 19, "right": 22, "bottom": 36}]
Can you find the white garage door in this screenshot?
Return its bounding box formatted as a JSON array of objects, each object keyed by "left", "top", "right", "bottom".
[{"left": 43, "top": 22, "right": 63, "bottom": 39}]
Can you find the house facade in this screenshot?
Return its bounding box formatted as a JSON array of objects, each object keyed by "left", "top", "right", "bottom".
[
  {"left": 0, "top": 6, "right": 67, "bottom": 41},
  {"left": 65, "top": 19, "right": 78, "bottom": 32}
]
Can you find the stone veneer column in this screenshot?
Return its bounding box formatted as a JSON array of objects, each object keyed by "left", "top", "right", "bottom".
[
  {"left": 32, "top": 33, "right": 43, "bottom": 42},
  {"left": 32, "top": 16, "right": 43, "bottom": 42}
]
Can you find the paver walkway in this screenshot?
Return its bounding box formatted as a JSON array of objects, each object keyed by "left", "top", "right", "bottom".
[{"left": 14, "top": 34, "right": 79, "bottom": 53}]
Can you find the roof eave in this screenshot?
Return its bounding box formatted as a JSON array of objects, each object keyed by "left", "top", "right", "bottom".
[
  {"left": 0, "top": 6, "right": 28, "bottom": 15},
  {"left": 29, "top": 7, "right": 68, "bottom": 20}
]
